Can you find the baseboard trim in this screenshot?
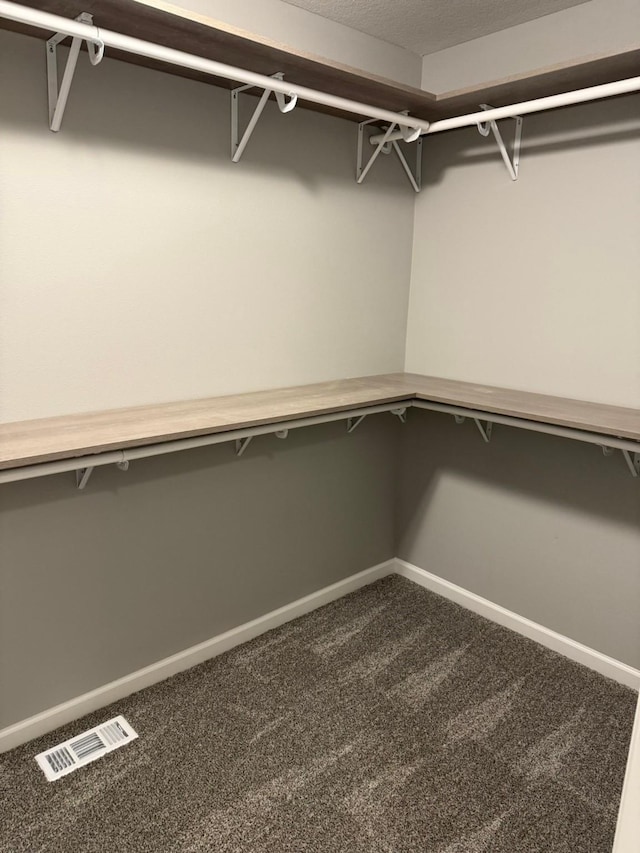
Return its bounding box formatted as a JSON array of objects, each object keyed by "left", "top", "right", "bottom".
[
  {"left": 394, "top": 559, "right": 640, "bottom": 690},
  {"left": 0, "top": 559, "right": 394, "bottom": 754},
  {"left": 4, "top": 558, "right": 638, "bottom": 754}
]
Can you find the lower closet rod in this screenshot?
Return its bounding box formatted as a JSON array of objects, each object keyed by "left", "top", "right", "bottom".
[
  {"left": 0, "top": 402, "right": 405, "bottom": 485},
  {"left": 411, "top": 400, "right": 640, "bottom": 453}
]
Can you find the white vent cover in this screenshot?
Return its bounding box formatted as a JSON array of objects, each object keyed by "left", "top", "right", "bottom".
[{"left": 35, "top": 715, "right": 138, "bottom": 781}]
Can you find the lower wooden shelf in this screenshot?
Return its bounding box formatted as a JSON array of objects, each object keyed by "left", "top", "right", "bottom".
[{"left": 1, "top": 373, "right": 639, "bottom": 477}]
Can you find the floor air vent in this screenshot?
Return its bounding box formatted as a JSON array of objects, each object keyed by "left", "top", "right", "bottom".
[{"left": 35, "top": 715, "right": 138, "bottom": 781}]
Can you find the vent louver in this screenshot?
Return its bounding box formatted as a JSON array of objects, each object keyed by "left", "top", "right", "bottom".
[{"left": 35, "top": 715, "right": 138, "bottom": 781}]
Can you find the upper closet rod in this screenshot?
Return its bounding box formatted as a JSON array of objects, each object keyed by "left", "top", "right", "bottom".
[
  {"left": 0, "top": 0, "right": 430, "bottom": 135},
  {"left": 370, "top": 74, "right": 640, "bottom": 144}
]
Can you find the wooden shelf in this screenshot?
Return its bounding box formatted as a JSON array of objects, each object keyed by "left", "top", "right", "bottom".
[
  {"left": 1, "top": 374, "right": 638, "bottom": 471},
  {"left": 3, "top": 0, "right": 639, "bottom": 125},
  {"left": 407, "top": 374, "right": 640, "bottom": 441}
]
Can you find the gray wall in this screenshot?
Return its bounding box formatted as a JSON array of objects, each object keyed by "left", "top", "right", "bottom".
[
  {"left": 0, "top": 25, "right": 412, "bottom": 730},
  {"left": 0, "top": 29, "right": 414, "bottom": 422},
  {"left": 2, "top": 19, "right": 639, "bottom": 734},
  {"left": 397, "top": 411, "right": 640, "bottom": 668},
  {"left": 0, "top": 417, "right": 399, "bottom": 728},
  {"left": 406, "top": 94, "right": 640, "bottom": 407},
  {"left": 400, "top": 94, "right": 640, "bottom": 669}
]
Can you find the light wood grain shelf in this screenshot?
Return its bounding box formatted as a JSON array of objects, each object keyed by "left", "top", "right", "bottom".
[
  {"left": 3, "top": 0, "right": 639, "bottom": 125},
  {"left": 1, "top": 374, "right": 639, "bottom": 472}
]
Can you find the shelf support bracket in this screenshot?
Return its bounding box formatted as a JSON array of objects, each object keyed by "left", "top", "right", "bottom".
[
  {"left": 75, "top": 452, "right": 129, "bottom": 489},
  {"left": 621, "top": 450, "right": 640, "bottom": 478},
  {"left": 358, "top": 118, "right": 422, "bottom": 192},
  {"left": 391, "top": 407, "right": 407, "bottom": 424},
  {"left": 235, "top": 436, "right": 253, "bottom": 457},
  {"left": 474, "top": 419, "right": 493, "bottom": 443},
  {"left": 275, "top": 429, "right": 289, "bottom": 439},
  {"left": 601, "top": 446, "right": 639, "bottom": 477},
  {"left": 477, "top": 104, "right": 523, "bottom": 181},
  {"left": 46, "top": 12, "right": 104, "bottom": 132},
  {"left": 347, "top": 415, "right": 366, "bottom": 433},
  {"left": 75, "top": 466, "right": 94, "bottom": 490},
  {"left": 231, "top": 72, "right": 297, "bottom": 163},
  {"left": 454, "top": 414, "right": 491, "bottom": 442}
]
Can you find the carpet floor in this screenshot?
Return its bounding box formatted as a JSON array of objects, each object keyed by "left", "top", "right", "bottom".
[{"left": 1, "top": 576, "right": 637, "bottom": 853}]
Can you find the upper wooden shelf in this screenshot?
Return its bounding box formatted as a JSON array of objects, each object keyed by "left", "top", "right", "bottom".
[
  {"left": 3, "top": 0, "right": 639, "bottom": 124},
  {"left": 1, "top": 374, "right": 638, "bottom": 471}
]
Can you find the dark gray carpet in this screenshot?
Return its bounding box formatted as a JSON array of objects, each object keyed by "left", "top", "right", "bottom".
[{"left": 1, "top": 576, "right": 636, "bottom": 853}]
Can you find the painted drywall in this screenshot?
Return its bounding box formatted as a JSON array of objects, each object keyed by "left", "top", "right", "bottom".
[
  {"left": 401, "top": 79, "right": 640, "bottom": 669},
  {"left": 421, "top": 0, "right": 640, "bottom": 92},
  {"left": 167, "top": 0, "right": 422, "bottom": 86},
  {"left": 0, "top": 416, "right": 399, "bottom": 728},
  {"left": 406, "top": 94, "right": 640, "bottom": 407},
  {"left": 0, "top": 29, "right": 414, "bottom": 422},
  {"left": 397, "top": 410, "right": 640, "bottom": 668}
]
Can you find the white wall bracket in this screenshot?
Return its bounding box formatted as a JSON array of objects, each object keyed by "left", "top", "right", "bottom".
[
  {"left": 75, "top": 453, "right": 128, "bottom": 488},
  {"left": 75, "top": 466, "right": 94, "bottom": 489},
  {"left": 391, "top": 407, "right": 407, "bottom": 424},
  {"left": 231, "top": 72, "right": 297, "bottom": 163},
  {"left": 347, "top": 415, "right": 366, "bottom": 433},
  {"left": 235, "top": 436, "right": 253, "bottom": 457},
  {"left": 477, "top": 104, "right": 523, "bottom": 181},
  {"left": 474, "top": 419, "right": 493, "bottom": 443},
  {"left": 602, "top": 446, "right": 639, "bottom": 477},
  {"left": 452, "top": 414, "right": 492, "bottom": 442},
  {"left": 622, "top": 450, "right": 640, "bottom": 478},
  {"left": 357, "top": 118, "right": 422, "bottom": 192},
  {"left": 46, "top": 11, "right": 104, "bottom": 132},
  {"left": 275, "top": 429, "right": 289, "bottom": 439}
]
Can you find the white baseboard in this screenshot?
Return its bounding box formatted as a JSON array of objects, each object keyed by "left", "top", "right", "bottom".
[
  {"left": 392, "top": 561, "right": 640, "bottom": 853},
  {"left": 0, "top": 559, "right": 394, "bottom": 753},
  {"left": 394, "top": 559, "right": 640, "bottom": 690},
  {"left": 4, "top": 557, "right": 638, "bottom": 755}
]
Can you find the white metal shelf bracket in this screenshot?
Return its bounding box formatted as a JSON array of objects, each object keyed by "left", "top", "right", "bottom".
[
  {"left": 452, "top": 414, "right": 492, "bottom": 442},
  {"left": 474, "top": 419, "right": 493, "bottom": 443},
  {"left": 231, "top": 72, "right": 297, "bottom": 162},
  {"left": 391, "top": 407, "right": 407, "bottom": 424},
  {"left": 477, "top": 104, "right": 523, "bottom": 181},
  {"left": 357, "top": 117, "right": 422, "bottom": 192},
  {"left": 46, "top": 11, "right": 104, "bottom": 132},
  {"left": 602, "top": 445, "right": 639, "bottom": 477},
  {"left": 347, "top": 415, "right": 366, "bottom": 433},
  {"left": 235, "top": 436, "right": 253, "bottom": 457},
  {"left": 74, "top": 452, "right": 128, "bottom": 489},
  {"left": 75, "top": 466, "right": 94, "bottom": 489},
  {"left": 622, "top": 449, "right": 640, "bottom": 477}
]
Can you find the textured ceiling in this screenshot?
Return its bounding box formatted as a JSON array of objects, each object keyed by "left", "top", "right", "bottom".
[{"left": 280, "top": 0, "right": 590, "bottom": 56}]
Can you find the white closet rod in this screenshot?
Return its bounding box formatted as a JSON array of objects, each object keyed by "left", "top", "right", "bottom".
[
  {"left": 412, "top": 400, "right": 640, "bottom": 454},
  {"left": 0, "top": 402, "right": 405, "bottom": 485},
  {"left": 370, "top": 75, "right": 640, "bottom": 144},
  {"left": 2, "top": 2, "right": 638, "bottom": 145},
  {"left": 0, "top": 0, "right": 430, "bottom": 133},
  {"left": 2, "top": 398, "right": 638, "bottom": 485}
]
